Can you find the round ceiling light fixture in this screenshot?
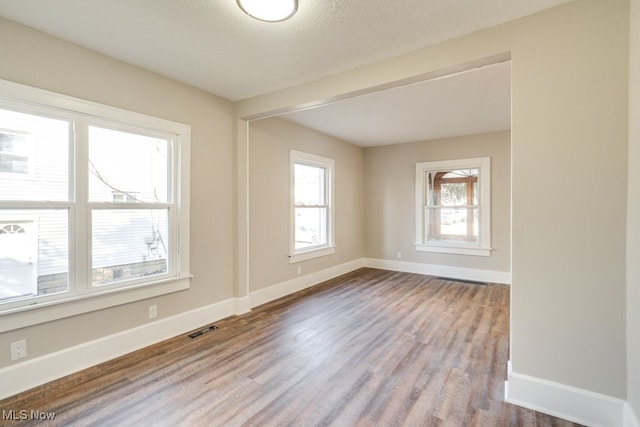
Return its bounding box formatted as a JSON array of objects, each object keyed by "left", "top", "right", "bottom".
[{"left": 236, "top": 0, "right": 298, "bottom": 22}]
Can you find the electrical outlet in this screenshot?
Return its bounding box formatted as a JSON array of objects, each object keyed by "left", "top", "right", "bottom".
[
  {"left": 149, "top": 305, "right": 158, "bottom": 319},
  {"left": 297, "top": 266, "right": 302, "bottom": 275},
  {"left": 10, "top": 339, "right": 27, "bottom": 361},
  {"left": 397, "top": 251, "right": 402, "bottom": 259}
]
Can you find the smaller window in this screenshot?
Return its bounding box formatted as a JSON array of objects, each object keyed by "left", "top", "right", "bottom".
[
  {"left": 415, "top": 157, "right": 491, "bottom": 256},
  {"left": 290, "top": 150, "right": 335, "bottom": 263}
]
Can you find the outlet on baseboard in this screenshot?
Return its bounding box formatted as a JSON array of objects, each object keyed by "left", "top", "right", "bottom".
[
  {"left": 297, "top": 266, "right": 302, "bottom": 275},
  {"left": 10, "top": 339, "right": 27, "bottom": 361},
  {"left": 396, "top": 251, "right": 402, "bottom": 259},
  {"left": 149, "top": 304, "right": 158, "bottom": 319}
]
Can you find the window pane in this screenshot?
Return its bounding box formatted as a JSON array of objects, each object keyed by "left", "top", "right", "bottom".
[
  {"left": 89, "top": 127, "right": 169, "bottom": 203},
  {"left": 294, "top": 163, "right": 325, "bottom": 206},
  {"left": 440, "top": 183, "right": 467, "bottom": 206},
  {"left": 92, "top": 209, "right": 169, "bottom": 286},
  {"left": 0, "top": 209, "right": 69, "bottom": 302},
  {"left": 0, "top": 108, "right": 70, "bottom": 201},
  {"left": 442, "top": 169, "right": 478, "bottom": 179},
  {"left": 427, "top": 207, "right": 478, "bottom": 242},
  {"left": 295, "top": 207, "right": 327, "bottom": 250},
  {"left": 0, "top": 131, "right": 29, "bottom": 173}
]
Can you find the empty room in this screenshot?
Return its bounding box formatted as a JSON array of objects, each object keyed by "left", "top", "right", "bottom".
[{"left": 0, "top": 0, "right": 639, "bottom": 426}]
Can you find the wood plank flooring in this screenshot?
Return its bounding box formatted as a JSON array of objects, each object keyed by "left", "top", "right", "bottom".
[{"left": 0, "top": 268, "right": 582, "bottom": 426}]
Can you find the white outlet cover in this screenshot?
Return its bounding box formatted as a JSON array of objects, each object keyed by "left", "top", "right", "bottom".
[{"left": 10, "top": 339, "right": 27, "bottom": 361}]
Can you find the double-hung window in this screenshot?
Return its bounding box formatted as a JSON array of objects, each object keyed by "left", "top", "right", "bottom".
[
  {"left": 88, "top": 125, "right": 173, "bottom": 286},
  {"left": 0, "top": 79, "right": 190, "bottom": 320},
  {"left": 415, "top": 157, "right": 491, "bottom": 256},
  {"left": 290, "top": 150, "right": 335, "bottom": 263}
]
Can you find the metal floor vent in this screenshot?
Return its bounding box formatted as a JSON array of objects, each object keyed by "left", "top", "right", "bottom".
[
  {"left": 437, "top": 277, "right": 488, "bottom": 286},
  {"left": 188, "top": 325, "right": 218, "bottom": 339}
]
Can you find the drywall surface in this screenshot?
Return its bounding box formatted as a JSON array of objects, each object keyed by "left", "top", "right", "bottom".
[
  {"left": 627, "top": 0, "right": 640, "bottom": 416},
  {"left": 0, "top": 18, "right": 235, "bottom": 366},
  {"left": 238, "top": 0, "right": 629, "bottom": 398},
  {"left": 248, "top": 117, "right": 363, "bottom": 292},
  {"left": 363, "top": 131, "right": 510, "bottom": 273}
]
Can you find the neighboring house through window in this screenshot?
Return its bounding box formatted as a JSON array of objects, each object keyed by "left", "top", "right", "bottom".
[
  {"left": 0, "top": 79, "right": 191, "bottom": 317},
  {"left": 0, "top": 130, "right": 33, "bottom": 175},
  {"left": 290, "top": 150, "right": 335, "bottom": 263},
  {"left": 415, "top": 157, "right": 491, "bottom": 256}
]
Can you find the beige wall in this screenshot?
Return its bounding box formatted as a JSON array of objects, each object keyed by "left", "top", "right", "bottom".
[
  {"left": 0, "top": 0, "right": 635, "bottom": 409},
  {"left": 0, "top": 18, "right": 235, "bottom": 366},
  {"left": 509, "top": 0, "right": 628, "bottom": 397},
  {"left": 248, "top": 117, "right": 363, "bottom": 292},
  {"left": 363, "top": 131, "right": 510, "bottom": 272},
  {"left": 239, "top": 0, "right": 630, "bottom": 399},
  {"left": 628, "top": 0, "right": 640, "bottom": 416}
]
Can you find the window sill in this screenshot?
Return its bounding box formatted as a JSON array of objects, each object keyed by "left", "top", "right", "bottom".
[
  {"left": 289, "top": 246, "right": 336, "bottom": 263},
  {"left": 415, "top": 243, "right": 492, "bottom": 257},
  {"left": 0, "top": 275, "right": 191, "bottom": 333}
]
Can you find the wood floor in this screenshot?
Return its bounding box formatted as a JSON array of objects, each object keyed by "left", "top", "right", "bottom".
[{"left": 0, "top": 268, "right": 582, "bottom": 426}]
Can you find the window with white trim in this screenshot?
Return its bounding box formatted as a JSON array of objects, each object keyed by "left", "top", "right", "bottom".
[
  {"left": 0, "top": 79, "right": 190, "bottom": 315},
  {"left": 415, "top": 157, "right": 491, "bottom": 256},
  {"left": 290, "top": 150, "right": 335, "bottom": 263}
]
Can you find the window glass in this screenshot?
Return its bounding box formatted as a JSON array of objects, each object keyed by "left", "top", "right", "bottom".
[
  {"left": 88, "top": 126, "right": 169, "bottom": 203},
  {"left": 416, "top": 158, "right": 490, "bottom": 256},
  {"left": 294, "top": 162, "right": 328, "bottom": 251},
  {"left": 294, "top": 206, "right": 327, "bottom": 251},
  {"left": 290, "top": 150, "right": 334, "bottom": 262},
  {"left": 294, "top": 163, "right": 325, "bottom": 206},
  {"left": 0, "top": 131, "right": 30, "bottom": 174},
  {"left": 92, "top": 208, "right": 169, "bottom": 286},
  {"left": 0, "top": 209, "right": 69, "bottom": 302},
  {"left": 0, "top": 108, "right": 69, "bottom": 201},
  {"left": 0, "top": 79, "right": 190, "bottom": 316},
  {"left": 427, "top": 168, "right": 479, "bottom": 243}
]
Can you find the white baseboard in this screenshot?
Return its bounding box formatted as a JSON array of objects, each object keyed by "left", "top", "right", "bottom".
[
  {"left": 363, "top": 257, "right": 511, "bottom": 285},
  {"left": 0, "top": 258, "right": 365, "bottom": 400},
  {"left": 506, "top": 370, "right": 626, "bottom": 427},
  {"left": 234, "top": 295, "right": 252, "bottom": 315},
  {"left": 249, "top": 258, "right": 365, "bottom": 308},
  {"left": 247, "top": 256, "right": 509, "bottom": 310},
  {"left": 0, "top": 297, "right": 239, "bottom": 400},
  {"left": 625, "top": 402, "right": 640, "bottom": 427}
]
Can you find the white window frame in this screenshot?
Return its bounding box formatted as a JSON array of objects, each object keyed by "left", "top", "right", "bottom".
[
  {"left": 415, "top": 157, "right": 491, "bottom": 257},
  {"left": 289, "top": 150, "right": 335, "bottom": 263},
  {"left": 0, "top": 79, "right": 191, "bottom": 330}
]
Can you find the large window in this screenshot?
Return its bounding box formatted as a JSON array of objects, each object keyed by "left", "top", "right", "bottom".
[
  {"left": 415, "top": 157, "right": 491, "bottom": 256},
  {"left": 290, "top": 150, "right": 335, "bottom": 263},
  {"left": 0, "top": 79, "right": 190, "bottom": 317}
]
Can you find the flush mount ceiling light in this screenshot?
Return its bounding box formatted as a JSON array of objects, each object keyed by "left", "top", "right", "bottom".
[{"left": 236, "top": 0, "right": 298, "bottom": 22}]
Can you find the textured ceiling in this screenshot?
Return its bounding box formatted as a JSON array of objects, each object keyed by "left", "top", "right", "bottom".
[
  {"left": 0, "top": 0, "right": 571, "bottom": 102},
  {"left": 283, "top": 61, "right": 511, "bottom": 146}
]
